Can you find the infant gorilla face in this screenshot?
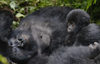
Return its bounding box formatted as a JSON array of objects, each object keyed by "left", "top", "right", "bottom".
[
  {"left": 67, "top": 22, "right": 76, "bottom": 33},
  {"left": 7, "top": 30, "right": 38, "bottom": 63}
]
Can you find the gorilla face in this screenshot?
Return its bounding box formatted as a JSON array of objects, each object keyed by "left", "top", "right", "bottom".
[
  {"left": 7, "top": 47, "right": 37, "bottom": 63},
  {"left": 7, "top": 30, "right": 38, "bottom": 63},
  {"left": 8, "top": 31, "right": 30, "bottom": 47},
  {"left": 67, "top": 22, "right": 76, "bottom": 33}
]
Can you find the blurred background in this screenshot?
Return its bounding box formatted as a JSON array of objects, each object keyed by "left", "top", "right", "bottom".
[{"left": 0, "top": 0, "right": 100, "bottom": 64}]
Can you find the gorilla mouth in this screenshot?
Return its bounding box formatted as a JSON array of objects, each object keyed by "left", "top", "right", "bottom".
[{"left": 8, "top": 46, "right": 38, "bottom": 62}]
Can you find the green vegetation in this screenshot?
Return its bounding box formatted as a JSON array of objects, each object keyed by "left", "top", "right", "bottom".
[
  {"left": 0, "top": 0, "right": 100, "bottom": 64},
  {"left": 0, "top": 54, "right": 9, "bottom": 64}
]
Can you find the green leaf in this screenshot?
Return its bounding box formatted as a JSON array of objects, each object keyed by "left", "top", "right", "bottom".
[
  {"left": 16, "top": 13, "right": 25, "bottom": 18},
  {"left": 10, "top": 1, "right": 16, "bottom": 10},
  {"left": 86, "top": 0, "right": 93, "bottom": 11},
  {"left": 93, "top": 0, "right": 97, "bottom": 4},
  {"left": 0, "top": 54, "right": 9, "bottom": 64},
  {"left": 0, "top": 1, "right": 8, "bottom": 4}
]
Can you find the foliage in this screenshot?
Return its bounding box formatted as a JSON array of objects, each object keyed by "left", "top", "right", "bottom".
[
  {"left": 86, "top": 0, "right": 97, "bottom": 11},
  {"left": 0, "top": 55, "right": 9, "bottom": 64}
]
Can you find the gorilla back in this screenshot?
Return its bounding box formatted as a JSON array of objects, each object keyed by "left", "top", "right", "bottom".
[{"left": 8, "top": 6, "right": 73, "bottom": 63}]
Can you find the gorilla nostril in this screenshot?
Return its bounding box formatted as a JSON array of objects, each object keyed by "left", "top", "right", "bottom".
[
  {"left": 8, "top": 42, "right": 16, "bottom": 47},
  {"left": 18, "top": 39, "right": 22, "bottom": 41},
  {"left": 8, "top": 42, "right": 13, "bottom": 46}
]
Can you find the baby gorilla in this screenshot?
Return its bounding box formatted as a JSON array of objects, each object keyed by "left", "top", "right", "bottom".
[
  {"left": 66, "top": 9, "right": 100, "bottom": 46},
  {"left": 27, "top": 42, "right": 100, "bottom": 64}
]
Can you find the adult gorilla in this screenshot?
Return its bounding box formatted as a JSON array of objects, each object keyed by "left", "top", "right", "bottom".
[
  {"left": 7, "top": 7, "right": 90, "bottom": 64},
  {"left": 7, "top": 6, "right": 73, "bottom": 63}
]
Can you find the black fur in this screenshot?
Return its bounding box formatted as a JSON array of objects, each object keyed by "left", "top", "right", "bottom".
[
  {"left": 46, "top": 44, "right": 100, "bottom": 64},
  {"left": 74, "top": 23, "right": 100, "bottom": 46},
  {"left": 0, "top": 10, "right": 13, "bottom": 63},
  {"left": 26, "top": 43, "right": 100, "bottom": 64}
]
